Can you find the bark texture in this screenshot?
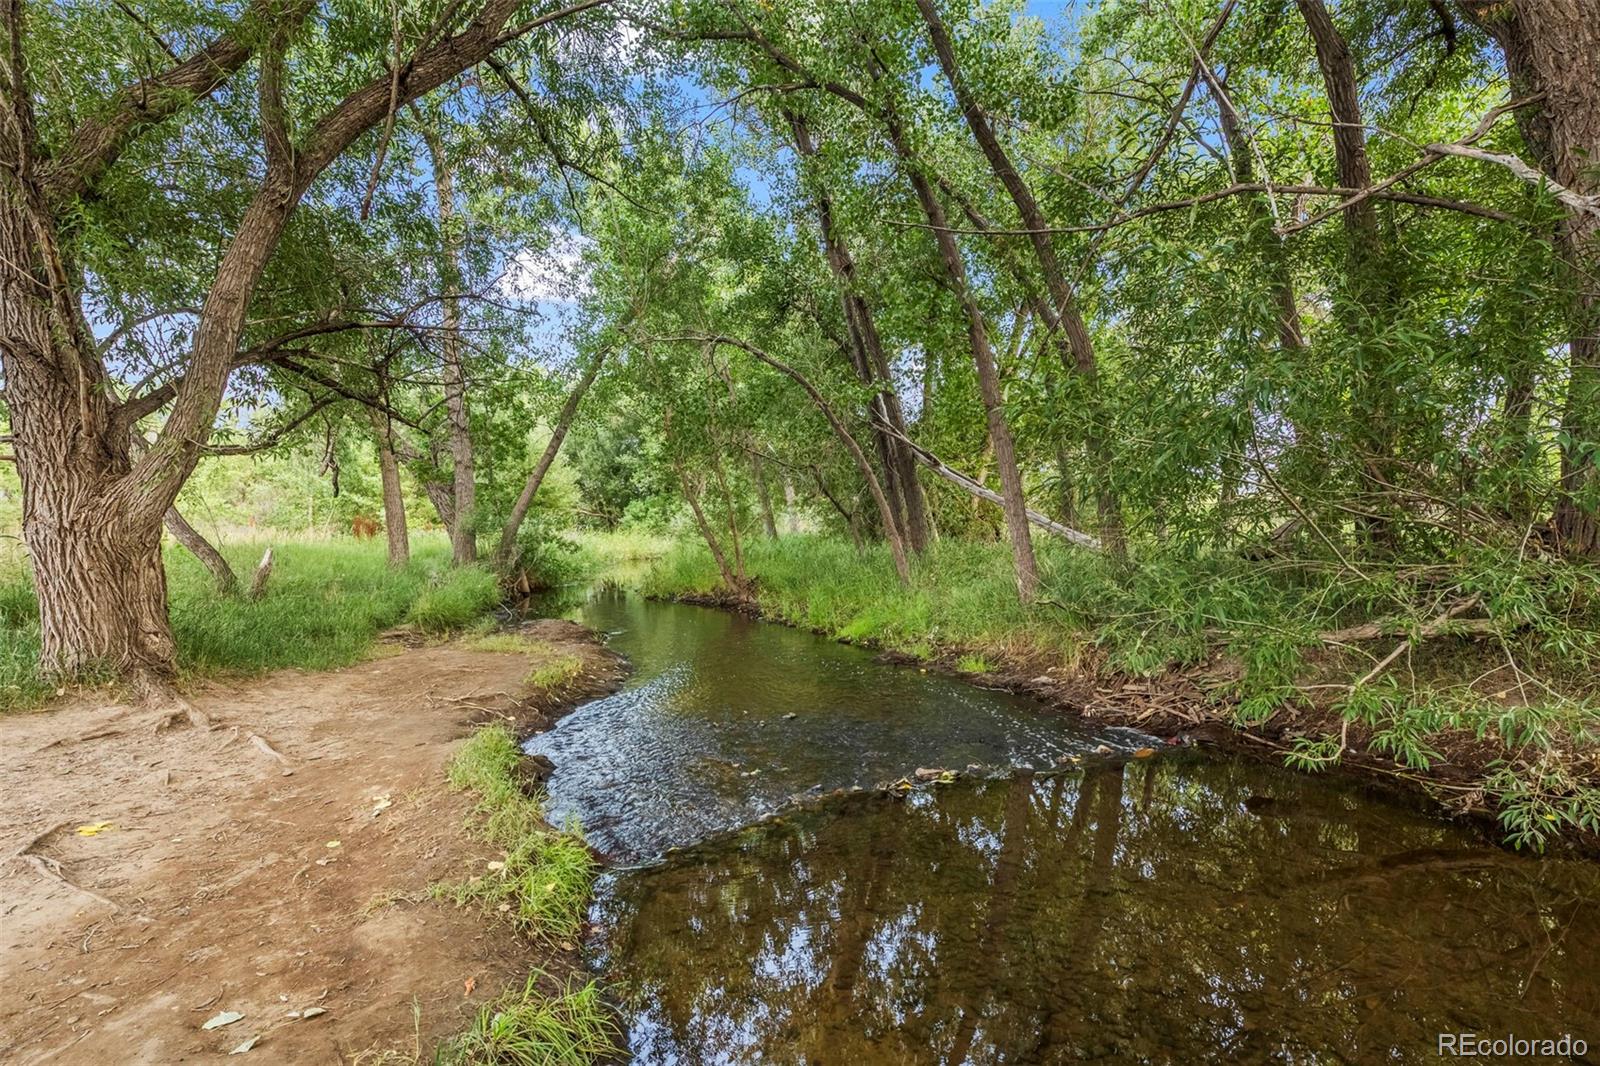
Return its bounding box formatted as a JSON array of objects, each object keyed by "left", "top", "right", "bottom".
[
  {"left": 368, "top": 408, "right": 410, "bottom": 567},
  {"left": 425, "top": 135, "right": 478, "bottom": 566},
  {"left": 1463, "top": 0, "right": 1600, "bottom": 554}
]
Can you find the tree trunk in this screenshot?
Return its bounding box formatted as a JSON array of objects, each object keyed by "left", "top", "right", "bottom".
[
  {"left": 497, "top": 348, "right": 607, "bottom": 562},
  {"left": 425, "top": 134, "right": 477, "bottom": 565},
  {"left": 367, "top": 407, "right": 410, "bottom": 567},
  {"left": 165, "top": 507, "right": 238, "bottom": 593},
  {"left": 1, "top": 173, "right": 178, "bottom": 678},
  {"left": 785, "top": 111, "right": 930, "bottom": 553},
  {"left": 899, "top": 152, "right": 1038, "bottom": 599},
  {"left": 705, "top": 335, "right": 912, "bottom": 584},
  {"left": 914, "top": 0, "right": 1126, "bottom": 562},
  {"left": 751, "top": 452, "right": 779, "bottom": 539},
  {"left": 1464, "top": 0, "right": 1600, "bottom": 554},
  {"left": 1297, "top": 0, "right": 1401, "bottom": 541},
  {"left": 679, "top": 467, "right": 740, "bottom": 589}
]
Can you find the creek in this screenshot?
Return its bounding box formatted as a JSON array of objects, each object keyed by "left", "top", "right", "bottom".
[{"left": 526, "top": 587, "right": 1600, "bottom": 1063}]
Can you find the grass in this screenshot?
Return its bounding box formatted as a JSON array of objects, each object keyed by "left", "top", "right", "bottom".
[
  {"left": 435, "top": 726, "right": 595, "bottom": 941},
  {"left": 435, "top": 975, "right": 617, "bottom": 1066},
  {"left": 0, "top": 533, "right": 504, "bottom": 713},
  {"left": 526, "top": 655, "right": 584, "bottom": 691},
  {"left": 642, "top": 534, "right": 1600, "bottom": 850}
]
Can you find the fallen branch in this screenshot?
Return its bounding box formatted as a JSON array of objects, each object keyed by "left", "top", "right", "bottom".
[
  {"left": 1355, "top": 595, "right": 1484, "bottom": 687},
  {"left": 878, "top": 425, "right": 1102, "bottom": 550}
]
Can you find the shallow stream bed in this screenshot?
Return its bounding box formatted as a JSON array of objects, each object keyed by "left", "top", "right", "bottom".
[{"left": 527, "top": 588, "right": 1600, "bottom": 1063}]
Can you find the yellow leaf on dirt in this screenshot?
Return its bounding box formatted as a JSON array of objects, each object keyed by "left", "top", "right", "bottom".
[
  {"left": 75, "top": 821, "right": 114, "bottom": 836},
  {"left": 1133, "top": 747, "right": 1157, "bottom": 759},
  {"left": 463, "top": 977, "right": 476, "bottom": 997},
  {"left": 325, "top": 840, "right": 342, "bottom": 849}
]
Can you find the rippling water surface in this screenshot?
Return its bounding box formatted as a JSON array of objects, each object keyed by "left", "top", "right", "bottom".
[{"left": 527, "top": 588, "right": 1600, "bottom": 1064}]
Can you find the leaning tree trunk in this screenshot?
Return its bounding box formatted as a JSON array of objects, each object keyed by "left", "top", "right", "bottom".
[
  {"left": 898, "top": 147, "right": 1039, "bottom": 600},
  {"left": 1464, "top": 0, "right": 1600, "bottom": 554},
  {"left": 785, "top": 111, "right": 931, "bottom": 553},
  {"left": 497, "top": 347, "right": 607, "bottom": 562},
  {"left": 914, "top": 0, "right": 1126, "bottom": 562},
  {"left": 164, "top": 507, "right": 237, "bottom": 594},
  {"left": 426, "top": 135, "right": 477, "bottom": 565},
  {"left": 368, "top": 407, "right": 410, "bottom": 567}
]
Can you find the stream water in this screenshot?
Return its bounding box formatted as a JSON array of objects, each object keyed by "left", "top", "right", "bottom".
[{"left": 526, "top": 587, "right": 1600, "bottom": 1064}]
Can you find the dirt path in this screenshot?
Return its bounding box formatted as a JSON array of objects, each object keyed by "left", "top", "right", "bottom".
[{"left": 0, "top": 620, "right": 624, "bottom": 1064}]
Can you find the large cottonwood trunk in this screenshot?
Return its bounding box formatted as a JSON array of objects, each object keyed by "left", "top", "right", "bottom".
[
  {"left": 1, "top": 158, "right": 180, "bottom": 679},
  {"left": 367, "top": 408, "right": 410, "bottom": 567},
  {"left": 1464, "top": 0, "right": 1600, "bottom": 554},
  {"left": 426, "top": 137, "right": 477, "bottom": 565}
]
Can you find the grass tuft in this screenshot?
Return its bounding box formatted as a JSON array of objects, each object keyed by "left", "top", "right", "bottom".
[
  {"left": 407, "top": 567, "right": 503, "bottom": 634},
  {"left": 436, "top": 727, "right": 595, "bottom": 941},
  {"left": 436, "top": 974, "right": 617, "bottom": 1066}
]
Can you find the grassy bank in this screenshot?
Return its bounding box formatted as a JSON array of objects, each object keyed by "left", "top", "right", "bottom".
[
  {"left": 430, "top": 726, "right": 617, "bottom": 1065},
  {"left": 641, "top": 535, "right": 1600, "bottom": 849},
  {"left": 0, "top": 534, "right": 503, "bottom": 712}
]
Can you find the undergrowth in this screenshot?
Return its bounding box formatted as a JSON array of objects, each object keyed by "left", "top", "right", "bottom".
[
  {"left": 436, "top": 975, "right": 617, "bottom": 1066},
  {"left": 0, "top": 535, "right": 503, "bottom": 711},
  {"left": 642, "top": 534, "right": 1600, "bottom": 849},
  {"left": 435, "top": 726, "right": 595, "bottom": 941}
]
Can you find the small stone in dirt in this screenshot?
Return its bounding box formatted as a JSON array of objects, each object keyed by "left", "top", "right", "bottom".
[
  {"left": 229, "top": 1035, "right": 259, "bottom": 1054},
  {"left": 1093, "top": 744, "right": 1112, "bottom": 755},
  {"left": 202, "top": 1011, "right": 244, "bottom": 1031},
  {"left": 913, "top": 767, "right": 945, "bottom": 782},
  {"left": 782, "top": 712, "right": 797, "bottom": 720},
  {"left": 1031, "top": 676, "right": 1053, "bottom": 686}
]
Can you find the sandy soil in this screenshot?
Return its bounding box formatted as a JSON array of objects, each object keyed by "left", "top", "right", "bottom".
[{"left": 0, "top": 619, "right": 624, "bottom": 1064}]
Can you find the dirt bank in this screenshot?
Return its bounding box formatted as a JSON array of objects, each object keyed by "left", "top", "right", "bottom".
[{"left": 0, "top": 619, "right": 624, "bottom": 1064}]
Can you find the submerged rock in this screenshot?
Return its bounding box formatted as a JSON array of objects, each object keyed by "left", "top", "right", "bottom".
[{"left": 512, "top": 752, "right": 557, "bottom": 795}]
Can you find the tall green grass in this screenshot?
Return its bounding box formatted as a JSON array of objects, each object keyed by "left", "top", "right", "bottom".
[{"left": 0, "top": 533, "right": 503, "bottom": 711}]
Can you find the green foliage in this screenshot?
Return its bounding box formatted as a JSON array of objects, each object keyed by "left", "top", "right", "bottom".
[
  {"left": 438, "top": 726, "right": 596, "bottom": 941},
  {"left": 406, "top": 568, "right": 502, "bottom": 634},
  {"left": 435, "top": 974, "right": 617, "bottom": 1066}
]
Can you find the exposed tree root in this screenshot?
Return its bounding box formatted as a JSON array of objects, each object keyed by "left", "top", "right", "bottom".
[
  {"left": 3, "top": 821, "right": 119, "bottom": 911},
  {"left": 246, "top": 731, "right": 294, "bottom": 775}
]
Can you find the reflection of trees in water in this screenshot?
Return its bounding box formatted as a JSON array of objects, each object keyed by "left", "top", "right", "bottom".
[{"left": 598, "top": 758, "right": 1600, "bottom": 1064}]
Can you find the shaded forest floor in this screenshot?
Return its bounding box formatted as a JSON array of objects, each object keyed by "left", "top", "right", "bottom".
[{"left": 0, "top": 619, "right": 624, "bottom": 1064}]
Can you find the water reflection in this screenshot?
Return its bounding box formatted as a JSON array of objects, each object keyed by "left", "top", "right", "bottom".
[
  {"left": 596, "top": 758, "right": 1600, "bottom": 1064},
  {"left": 525, "top": 589, "right": 1145, "bottom": 862}
]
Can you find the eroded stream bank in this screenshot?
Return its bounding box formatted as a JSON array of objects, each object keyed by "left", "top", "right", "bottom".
[{"left": 531, "top": 587, "right": 1600, "bottom": 1064}]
